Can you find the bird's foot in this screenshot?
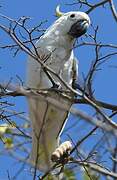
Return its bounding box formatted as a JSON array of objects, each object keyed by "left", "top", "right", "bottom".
[
  {"left": 51, "top": 82, "right": 62, "bottom": 90},
  {"left": 51, "top": 141, "right": 72, "bottom": 163}
]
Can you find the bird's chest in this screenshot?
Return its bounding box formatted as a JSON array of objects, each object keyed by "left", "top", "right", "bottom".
[
  {"left": 43, "top": 46, "right": 70, "bottom": 73},
  {"left": 46, "top": 46, "right": 69, "bottom": 63},
  {"left": 38, "top": 45, "right": 73, "bottom": 88}
]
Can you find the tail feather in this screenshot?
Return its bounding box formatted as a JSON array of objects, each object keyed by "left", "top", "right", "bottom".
[{"left": 28, "top": 92, "right": 72, "bottom": 172}]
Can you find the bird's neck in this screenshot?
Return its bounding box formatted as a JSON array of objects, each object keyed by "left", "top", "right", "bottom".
[{"left": 40, "top": 23, "right": 75, "bottom": 50}]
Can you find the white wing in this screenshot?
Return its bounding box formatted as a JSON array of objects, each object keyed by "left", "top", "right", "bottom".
[{"left": 26, "top": 46, "right": 77, "bottom": 172}]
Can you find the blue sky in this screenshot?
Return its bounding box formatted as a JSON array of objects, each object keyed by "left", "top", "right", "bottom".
[{"left": 0, "top": 0, "right": 117, "bottom": 179}]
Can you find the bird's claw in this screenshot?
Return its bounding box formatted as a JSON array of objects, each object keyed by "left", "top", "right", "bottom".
[
  {"left": 51, "top": 82, "right": 62, "bottom": 90},
  {"left": 51, "top": 141, "right": 72, "bottom": 163}
]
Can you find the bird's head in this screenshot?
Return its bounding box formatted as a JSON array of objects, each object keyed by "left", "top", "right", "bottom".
[{"left": 55, "top": 5, "right": 90, "bottom": 38}]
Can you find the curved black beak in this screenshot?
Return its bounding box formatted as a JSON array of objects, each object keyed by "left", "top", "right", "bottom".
[{"left": 68, "top": 19, "right": 90, "bottom": 38}]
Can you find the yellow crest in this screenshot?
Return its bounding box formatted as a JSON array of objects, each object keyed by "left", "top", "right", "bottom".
[{"left": 55, "top": 5, "right": 64, "bottom": 17}]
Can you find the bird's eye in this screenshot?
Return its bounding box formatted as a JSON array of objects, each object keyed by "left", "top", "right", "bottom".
[{"left": 70, "top": 14, "right": 75, "bottom": 18}]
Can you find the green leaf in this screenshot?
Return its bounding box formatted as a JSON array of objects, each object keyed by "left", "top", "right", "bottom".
[
  {"left": 0, "top": 123, "right": 16, "bottom": 137},
  {"left": 83, "top": 168, "right": 100, "bottom": 180},
  {"left": 23, "top": 122, "right": 30, "bottom": 129},
  {"left": 63, "top": 168, "right": 76, "bottom": 180},
  {"left": 4, "top": 137, "right": 14, "bottom": 149},
  {"left": 0, "top": 124, "right": 10, "bottom": 136}
]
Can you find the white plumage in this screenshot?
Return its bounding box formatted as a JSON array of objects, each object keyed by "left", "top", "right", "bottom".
[{"left": 26, "top": 7, "right": 90, "bottom": 172}]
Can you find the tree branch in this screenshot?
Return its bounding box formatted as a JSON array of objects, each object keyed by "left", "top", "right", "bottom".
[{"left": 71, "top": 159, "right": 117, "bottom": 179}]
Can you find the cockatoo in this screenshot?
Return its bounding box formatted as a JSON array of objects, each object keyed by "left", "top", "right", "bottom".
[{"left": 26, "top": 6, "right": 90, "bottom": 173}]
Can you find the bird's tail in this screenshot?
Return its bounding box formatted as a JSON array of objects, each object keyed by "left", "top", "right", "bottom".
[{"left": 28, "top": 91, "right": 72, "bottom": 173}]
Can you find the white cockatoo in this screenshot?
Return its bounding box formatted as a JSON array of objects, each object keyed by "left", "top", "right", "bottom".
[{"left": 26, "top": 6, "right": 90, "bottom": 173}]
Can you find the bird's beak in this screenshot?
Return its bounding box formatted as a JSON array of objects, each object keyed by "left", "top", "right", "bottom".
[{"left": 68, "top": 19, "right": 90, "bottom": 38}]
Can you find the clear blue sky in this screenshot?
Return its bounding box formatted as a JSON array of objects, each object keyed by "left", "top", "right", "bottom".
[{"left": 0, "top": 0, "right": 117, "bottom": 179}]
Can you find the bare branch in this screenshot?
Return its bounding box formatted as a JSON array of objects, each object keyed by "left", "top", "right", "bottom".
[
  {"left": 71, "top": 159, "right": 117, "bottom": 179},
  {"left": 75, "top": 41, "right": 117, "bottom": 49},
  {"left": 75, "top": 97, "right": 117, "bottom": 111},
  {"left": 86, "top": 0, "right": 109, "bottom": 14},
  {"left": 1, "top": 86, "right": 117, "bottom": 136}
]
